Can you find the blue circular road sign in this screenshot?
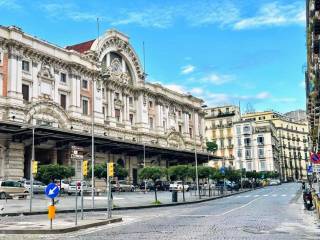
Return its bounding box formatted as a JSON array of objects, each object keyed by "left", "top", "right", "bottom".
[{"left": 45, "top": 183, "right": 59, "bottom": 199}]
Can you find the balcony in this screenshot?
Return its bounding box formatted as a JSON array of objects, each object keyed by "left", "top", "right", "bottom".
[{"left": 227, "top": 144, "right": 234, "bottom": 149}]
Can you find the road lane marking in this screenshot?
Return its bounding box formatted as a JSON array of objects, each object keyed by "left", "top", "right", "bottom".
[
  {"left": 214, "top": 196, "right": 264, "bottom": 217},
  {"left": 263, "top": 194, "right": 268, "bottom": 196},
  {"left": 281, "top": 194, "right": 287, "bottom": 197},
  {"left": 254, "top": 195, "right": 260, "bottom": 197}
]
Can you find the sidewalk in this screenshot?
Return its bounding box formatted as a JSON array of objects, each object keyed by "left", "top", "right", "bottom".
[
  {"left": 0, "top": 188, "right": 251, "bottom": 216},
  {"left": 0, "top": 212, "right": 122, "bottom": 234}
]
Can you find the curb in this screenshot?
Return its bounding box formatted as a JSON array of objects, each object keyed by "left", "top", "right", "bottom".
[
  {"left": 0, "top": 217, "right": 122, "bottom": 234},
  {"left": 0, "top": 188, "right": 258, "bottom": 217}
]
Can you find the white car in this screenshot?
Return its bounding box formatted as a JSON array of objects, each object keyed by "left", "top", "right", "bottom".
[
  {"left": 169, "top": 181, "right": 189, "bottom": 192},
  {"left": 22, "top": 180, "right": 46, "bottom": 194},
  {"left": 54, "top": 179, "right": 70, "bottom": 194},
  {"left": 68, "top": 181, "right": 92, "bottom": 195},
  {"left": 269, "top": 179, "right": 280, "bottom": 186}
]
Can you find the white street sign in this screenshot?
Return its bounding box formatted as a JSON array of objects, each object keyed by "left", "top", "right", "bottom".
[{"left": 313, "top": 164, "right": 320, "bottom": 173}]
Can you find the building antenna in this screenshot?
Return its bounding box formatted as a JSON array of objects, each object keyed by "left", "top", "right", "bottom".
[
  {"left": 97, "top": 17, "right": 100, "bottom": 51},
  {"left": 143, "top": 41, "right": 146, "bottom": 77}
]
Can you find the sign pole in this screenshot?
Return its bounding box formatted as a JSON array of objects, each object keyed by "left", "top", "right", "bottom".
[
  {"left": 75, "top": 184, "right": 78, "bottom": 226},
  {"left": 50, "top": 198, "right": 54, "bottom": 230},
  {"left": 81, "top": 159, "right": 84, "bottom": 220}
]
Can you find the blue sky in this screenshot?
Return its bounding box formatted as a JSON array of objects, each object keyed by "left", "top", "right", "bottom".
[{"left": 0, "top": 0, "right": 306, "bottom": 113}]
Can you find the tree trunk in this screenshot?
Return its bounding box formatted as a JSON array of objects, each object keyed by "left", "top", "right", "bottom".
[
  {"left": 154, "top": 187, "right": 158, "bottom": 202},
  {"left": 182, "top": 180, "right": 185, "bottom": 202}
]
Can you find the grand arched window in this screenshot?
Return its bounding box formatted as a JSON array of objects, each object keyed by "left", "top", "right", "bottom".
[{"left": 101, "top": 52, "right": 133, "bottom": 85}]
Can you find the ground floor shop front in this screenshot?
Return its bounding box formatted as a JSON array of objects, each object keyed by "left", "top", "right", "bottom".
[{"left": 0, "top": 122, "right": 213, "bottom": 185}]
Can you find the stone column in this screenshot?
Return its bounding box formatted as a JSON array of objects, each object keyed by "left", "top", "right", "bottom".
[
  {"left": 5, "top": 142, "right": 24, "bottom": 180},
  {"left": 107, "top": 90, "right": 112, "bottom": 117},
  {"left": 50, "top": 148, "right": 58, "bottom": 164}
]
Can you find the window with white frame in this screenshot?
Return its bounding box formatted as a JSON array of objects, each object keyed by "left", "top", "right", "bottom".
[
  {"left": 236, "top": 126, "right": 241, "bottom": 134},
  {"left": 129, "top": 113, "right": 134, "bottom": 125},
  {"left": 246, "top": 162, "right": 252, "bottom": 171},
  {"left": 149, "top": 117, "right": 154, "bottom": 129},
  {"left": 82, "top": 97, "right": 88, "bottom": 115},
  {"left": 60, "top": 93, "right": 67, "bottom": 110},
  {"left": 237, "top": 137, "right": 242, "bottom": 146},
  {"left": 260, "top": 161, "right": 266, "bottom": 171},
  {"left": 245, "top": 149, "right": 251, "bottom": 159},
  {"left": 258, "top": 148, "right": 264, "bottom": 158},
  {"left": 237, "top": 149, "right": 242, "bottom": 158},
  {"left": 115, "top": 109, "right": 120, "bottom": 122},
  {"left": 243, "top": 125, "right": 250, "bottom": 133},
  {"left": 244, "top": 138, "right": 251, "bottom": 146},
  {"left": 82, "top": 79, "right": 88, "bottom": 89},
  {"left": 257, "top": 135, "right": 264, "bottom": 145},
  {"left": 60, "top": 73, "right": 67, "bottom": 83},
  {"left": 22, "top": 60, "right": 30, "bottom": 72}
]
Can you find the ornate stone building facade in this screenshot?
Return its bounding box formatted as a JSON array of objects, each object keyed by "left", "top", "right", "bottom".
[
  {"left": 0, "top": 26, "right": 207, "bottom": 182},
  {"left": 205, "top": 105, "right": 240, "bottom": 168},
  {"left": 241, "top": 111, "right": 309, "bottom": 181}
]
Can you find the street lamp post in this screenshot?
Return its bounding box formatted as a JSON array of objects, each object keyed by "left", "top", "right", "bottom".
[
  {"left": 193, "top": 108, "right": 200, "bottom": 199},
  {"left": 193, "top": 104, "right": 207, "bottom": 199},
  {"left": 143, "top": 142, "right": 147, "bottom": 193},
  {"left": 91, "top": 79, "right": 95, "bottom": 209},
  {"left": 29, "top": 126, "right": 35, "bottom": 213}
]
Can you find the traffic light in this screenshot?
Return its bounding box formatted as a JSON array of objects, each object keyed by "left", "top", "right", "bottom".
[
  {"left": 32, "top": 160, "right": 38, "bottom": 174},
  {"left": 108, "top": 162, "right": 114, "bottom": 177},
  {"left": 82, "top": 160, "right": 88, "bottom": 176}
]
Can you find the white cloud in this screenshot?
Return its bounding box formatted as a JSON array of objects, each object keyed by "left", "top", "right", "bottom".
[
  {"left": 181, "top": 65, "right": 196, "bottom": 75},
  {"left": 41, "top": 3, "right": 99, "bottom": 22},
  {"left": 0, "top": 0, "right": 21, "bottom": 10},
  {"left": 233, "top": 2, "right": 305, "bottom": 30},
  {"left": 200, "top": 73, "right": 234, "bottom": 85},
  {"left": 190, "top": 87, "right": 204, "bottom": 95},
  {"left": 162, "top": 84, "right": 186, "bottom": 94},
  {"left": 256, "top": 91, "right": 271, "bottom": 99},
  {"left": 39, "top": 1, "right": 305, "bottom": 30}
]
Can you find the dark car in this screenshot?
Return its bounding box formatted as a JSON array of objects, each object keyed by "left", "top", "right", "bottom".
[
  {"left": 139, "top": 181, "right": 154, "bottom": 191},
  {"left": 215, "top": 181, "right": 239, "bottom": 191},
  {"left": 154, "top": 181, "right": 170, "bottom": 191}
]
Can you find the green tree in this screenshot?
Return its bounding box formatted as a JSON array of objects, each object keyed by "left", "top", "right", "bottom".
[
  {"left": 206, "top": 141, "right": 218, "bottom": 153},
  {"left": 36, "top": 164, "right": 75, "bottom": 185},
  {"left": 115, "top": 164, "right": 128, "bottom": 179},
  {"left": 168, "top": 165, "right": 190, "bottom": 202},
  {"left": 139, "top": 167, "right": 165, "bottom": 203}
]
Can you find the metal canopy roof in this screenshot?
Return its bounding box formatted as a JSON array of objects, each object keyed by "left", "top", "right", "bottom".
[{"left": 0, "top": 120, "right": 221, "bottom": 164}]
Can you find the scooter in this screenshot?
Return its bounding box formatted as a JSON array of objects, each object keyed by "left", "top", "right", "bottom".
[{"left": 303, "top": 189, "right": 313, "bottom": 210}]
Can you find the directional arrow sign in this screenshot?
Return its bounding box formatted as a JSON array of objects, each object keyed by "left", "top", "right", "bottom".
[{"left": 45, "top": 183, "right": 59, "bottom": 199}]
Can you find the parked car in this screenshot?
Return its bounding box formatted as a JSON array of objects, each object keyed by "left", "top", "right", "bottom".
[
  {"left": 169, "top": 181, "right": 189, "bottom": 192},
  {"left": 154, "top": 181, "right": 170, "bottom": 191},
  {"left": 22, "top": 180, "right": 46, "bottom": 194},
  {"left": 0, "top": 180, "right": 29, "bottom": 199},
  {"left": 215, "top": 180, "right": 239, "bottom": 191},
  {"left": 139, "top": 181, "right": 155, "bottom": 191},
  {"left": 54, "top": 179, "right": 70, "bottom": 194},
  {"left": 117, "top": 180, "right": 135, "bottom": 192},
  {"left": 68, "top": 181, "right": 92, "bottom": 195},
  {"left": 269, "top": 179, "right": 281, "bottom": 186}
]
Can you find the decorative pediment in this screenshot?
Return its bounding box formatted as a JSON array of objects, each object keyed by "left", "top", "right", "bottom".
[
  {"left": 103, "top": 58, "right": 130, "bottom": 85},
  {"left": 167, "top": 131, "right": 185, "bottom": 149},
  {"left": 37, "top": 62, "right": 54, "bottom": 81}
]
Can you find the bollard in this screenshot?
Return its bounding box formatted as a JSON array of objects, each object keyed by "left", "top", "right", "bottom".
[{"left": 172, "top": 190, "right": 178, "bottom": 202}]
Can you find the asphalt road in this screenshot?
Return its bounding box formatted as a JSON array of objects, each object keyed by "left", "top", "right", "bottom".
[{"left": 2, "top": 183, "right": 320, "bottom": 240}]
